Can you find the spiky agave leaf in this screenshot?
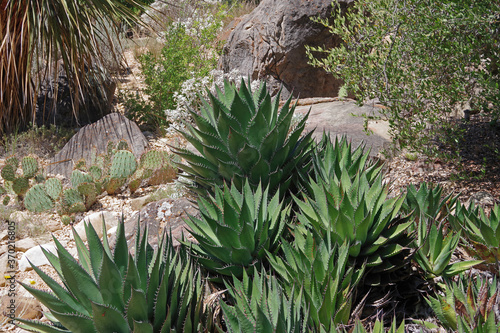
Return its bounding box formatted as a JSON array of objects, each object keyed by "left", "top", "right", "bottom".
[
  {"left": 426, "top": 275, "right": 500, "bottom": 331},
  {"left": 449, "top": 202, "right": 500, "bottom": 269},
  {"left": 173, "top": 79, "right": 313, "bottom": 198},
  {"left": 294, "top": 166, "right": 412, "bottom": 286},
  {"left": 267, "top": 233, "right": 361, "bottom": 329},
  {"left": 184, "top": 180, "right": 290, "bottom": 279},
  {"left": 221, "top": 268, "right": 307, "bottom": 333},
  {"left": 17, "top": 216, "right": 209, "bottom": 332}
]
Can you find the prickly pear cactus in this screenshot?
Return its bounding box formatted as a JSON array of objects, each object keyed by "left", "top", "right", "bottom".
[
  {"left": 5, "top": 156, "right": 18, "bottom": 168},
  {"left": 71, "top": 170, "right": 93, "bottom": 189},
  {"left": 1, "top": 164, "right": 16, "bottom": 182},
  {"left": 24, "top": 184, "right": 55, "bottom": 212},
  {"left": 61, "top": 215, "right": 72, "bottom": 225},
  {"left": 21, "top": 156, "right": 39, "bottom": 178},
  {"left": 61, "top": 188, "right": 85, "bottom": 214},
  {"left": 117, "top": 140, "right": 130, "bottom": 151},
  {"left": 3, "top": 196, "right": 10, "bottom": 206},
  {"left": 89, "top": 165, "right": 103, "bottom": 181},
  {"left": 12, "top": 177, "right": 29, "bottom": 196},
  {"left": 103, "top": 177, "right": 126, "bottom": 195},
  {"left": 45, "top": 178, "right": 63, "bottom": 201},
  {"left": 140, "top": 150, "right": 168, "bottom": 170},
  {"left": 77, "top": 182, "right": 98, "bottom": 209},
  {"left": 110, "top": 150, "right": 137, "bottom": 179}
]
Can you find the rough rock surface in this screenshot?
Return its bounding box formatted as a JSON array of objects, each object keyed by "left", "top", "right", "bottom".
[
  {"left": 220, "top": 0, "right": 352, "bottom": 98},
  {"left": 47, "top": 113, "right": 149, "bottom": 178},
  {"left": 110, "top": 197, "right": 197, "bottom": 251}
]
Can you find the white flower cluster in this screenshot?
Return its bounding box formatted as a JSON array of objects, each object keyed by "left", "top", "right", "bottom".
[
  {"left": 156, "top": 200, "right": 174, "bottom": 222},
  {"left": 164, "top": 69, "right": 262, "bottom": 135}
]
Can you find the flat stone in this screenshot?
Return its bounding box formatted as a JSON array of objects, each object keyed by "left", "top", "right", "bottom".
[
  {"left": 72, "top": 211, "right": 119, "bottom": 242},
  {"left": 15, "top": 238, "right": 38, "bottom": 252},
  {"left": 19, "top": 244, "right": 58, "bottom": 272},
  {"left": 295, "top": 100, "right": 390, "bottom": 156}
]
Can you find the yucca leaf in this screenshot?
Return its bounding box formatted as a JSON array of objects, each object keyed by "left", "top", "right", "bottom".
[
  {"left": 132, "top": 321, "right": 154, "bottom": 333},
  {"left": 126, "top": 288, "right": 148, "bottom": 328},
  {"left": 71, "top": 226, "right": 92, "bottom": 274},
  {"left": 442, "top": 260, "right": 482, "bottom": 277},
  {"left": 84, "top": 220, "right": 105, "bottom": 280},
  {"left": 18, "top": 281, "right": 78, "bottom": 317}
]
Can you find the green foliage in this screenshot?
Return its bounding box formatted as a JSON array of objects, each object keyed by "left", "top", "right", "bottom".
[
  {"left": 184, "top": 180, "right": 289, "bottom": 278},
  {"left": 17, "top": 218, "right": 209, "bottom": 332},
  {"left": 307, "top": 0, "right": 500, "bottom": 157},
  {"left": 267, "top": 233, "right": 361, "bottom": 329},
  {"left": 402, "top": 183, "right": 457, "bottom": 223},
  {"left": 174, "top": 79, "right": 313, "bottom": 198},
  {"left": 413, "top": 219, "right": 481, "bottom": 278},
  {"left": 348, "top": 319, "right": 405, "bottom": 333},
  {"left": 450, "top": 202, "right": 500, "bottom": 269},
  {"left": 125, "top": 13, "right": 223, "bottom": 131},
  {"left": 426, "top": 275, "right": 500, "bottom": 332},
  {"left": 221, "top": 268, "right": 306, "bottom": 333},
  {"left": 294, "top": 145, "right": 411, "bottom": 286}
]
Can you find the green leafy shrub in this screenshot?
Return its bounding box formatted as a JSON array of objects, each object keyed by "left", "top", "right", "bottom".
[
  {"left": 307, "top": 0, "right": 500, "bottom": 158},
  {"left": 174, "top": 79, "right": 313, "bottom": 198},
  {"left": 125, "top": 8, "right": 224, "bottom": 132},
  {"left": 17, "top": 218, "right": 209, "bottom": 332},
  {"left": 184, "top": 180, "right": 290, "bottom": 278}
]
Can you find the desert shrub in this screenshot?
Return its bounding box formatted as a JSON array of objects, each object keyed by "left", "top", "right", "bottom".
[
  {"left": 124, "top": 4, "right": 226, "bottom": 132},
  {"left": 307, "top": 0, "right": 500, "bottom": 158}
]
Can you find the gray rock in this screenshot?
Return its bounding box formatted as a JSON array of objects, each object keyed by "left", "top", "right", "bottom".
[
  {"left": 72, "top": 211, "right": 119, "bottom": 242},
  {"left": 15, "top": 238, "right": 38, "bottom": 252},
  {"left": 110, "top": 197, "right": 196, "bottom": 251},
  {"left": 47, "top": 113, "right": 149, "bottom": 178},
  {"left": 220, "top": 0, "right": 352, "bottom": 98},
  {"left": 19, "top": 244, "right": 58, "bottom": 272}
]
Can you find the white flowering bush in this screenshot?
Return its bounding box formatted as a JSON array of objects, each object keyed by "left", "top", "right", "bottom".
[{"left": 164, "top": 69, "right": 262, "bottom": 134}]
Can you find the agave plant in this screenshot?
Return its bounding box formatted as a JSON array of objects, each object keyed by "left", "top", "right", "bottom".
[
  {"left": 307, "top": 134, "right": 383, "bottom": 189},
  {"left": 426, "top": 274, "right": 500, "bottom": 332},
  {"left": 346, "top": 319, "right": 405, "bottom": 333},
  {"left": 402, "top": 182, "right": 458, "bottom": 223},
  {"left": 267, "top": 233, "right": 361, "bottom": 329},
  {"left": 449, "top": 202, "right": 500, "bottom": 270},
  {"left": 16, "top": 218, "right": 209, "bottom": 332},
  {"left": 184, "top": 180, "right": 290, "bottom": 278},
  {"left": 221, "top": 268, "right": 307, "bottom": 333},
  {"left": 413, "top": 218, "right": 481, "bottom": 279},
  {"left": 173, "top": 79, "right": 313, "bottom": 197},
  {"left": 294, "top": 157, "right": 412, "bottom": 286}
]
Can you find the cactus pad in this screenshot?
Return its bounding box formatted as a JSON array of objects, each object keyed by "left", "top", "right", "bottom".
[
  {"left": 5, "top": 156, "right": 18, "bottom": 168},
  {"left": 24, "top": 184, "right": 55, "bottom": 212},
  {"left": 128, "top": 178, "right": 142, "bottom": 194},
  {"left": 140, "top": 150, "right": 169, "bottom": 170},
  {"left": 3, "top": 196, "right": 10, "bottom": 206},
  {"left": 21, "top": 156, "right": 39, "bottom": 178},
  {"left": 77, "top": 182, "right": 98, "bottom": 209},
  {"left": 71, "top": 170, "right": 92, "bottom": 189},
  {"left": 1, "top": 164, "right": 16, "bottom": 182},
  {"left": 45, "top": 178, "right": 63, "bottom": 200},
  {"left": 117, "top": 140, "right": 130, "bottom": 151},
  {"left": 61, "top": 188, "right": 85, "bottom": 213},
  {"left": 148, "top": 166, "right": 177, "bottom": 186},
  {"left": 0, "top": 186, "right": 5, "bottom": 195},
  {"left": 110, "top": 150, "right": 137, "bottom": 179},
  {"left": 61, "top": 215, "right": 72, "bottom": 225},
  {"left": 89, "top": 165, "right": 103, "bottom": 181},
  {"left": 12, "top": 177, "right": 29, "bottom": 196},
  {"left": 103, "top": 177, "right": 126, "bottom": 195}
]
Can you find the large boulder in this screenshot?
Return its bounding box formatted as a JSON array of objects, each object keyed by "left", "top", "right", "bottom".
[
  {"left": 47, "top": 113, "right": 149, "bottom": 178},
  {"left": 220, "top": 0, "right": 352, "bottom": 98}
]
